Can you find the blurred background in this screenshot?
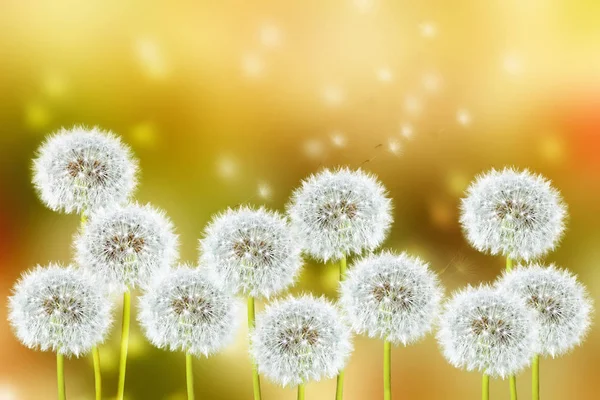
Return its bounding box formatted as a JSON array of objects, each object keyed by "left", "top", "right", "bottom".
[{"left": 1, "top": 0, "right": 599, "bottom": 399}]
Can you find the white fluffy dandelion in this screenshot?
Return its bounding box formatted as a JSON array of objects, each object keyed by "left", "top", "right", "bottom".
[
  {"left": 460, "top": 168, "right": 567, "bottom": 261},
  {"left": 199, "top": 206, "right": 303, "bottom": 299},
  {"left": 251, "top": 295, "right": 353, "bottom": 388},
  {"left": 495, "top": 264, "right": 592, "bottom": 358},
  {"left": 340, "top": 251, "right": 443, "bottom": 345},
  {"left": 138, "top": 266, "right": 240, "bottom": 356},
  {"left": 286, "top": 168, "right": 393, "bottom": 262},
  {"left": 75, "top": 203, "right": 179, "bottom": 291},
  {"left": 32, "top": 126, "right": 138, "bottom": 215},
  {"left": 8, "top": 264, "right": 112, "bottom": 357},
  {"left": 437, "top": 285, "right": 538, "bottom": 379}
]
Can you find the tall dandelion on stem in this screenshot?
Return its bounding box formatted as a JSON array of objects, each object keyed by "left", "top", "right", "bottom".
[
  {"left": 340, "top": 252, "right": 443, "bottom": 400},
  {"left": 287, "top": 168, "right": 393, "bottom": 399},
  {"left": 8, "top": 265, "right": 112, "bottom": 400},
  {"left": 496, "top": 264, "right": 593, "bottom": 400},
  {"left": 75, "top": 203, "right": 179, "bottom": 399},
  {"left": 199, "top": 207, "right": 303, "bottom": 400},
  {"left": 138, "top": 267, "right": 239, "bottom": 400}
]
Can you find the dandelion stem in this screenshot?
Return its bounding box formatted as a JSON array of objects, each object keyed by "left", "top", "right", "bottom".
[
  {"left": 297, "top": 383, "right": 305, "bottom": 400},
  {"left": 384, "top": 340, "right": 392, "bottom": 400},
  {"left": 510, "top": 375, "right": 517, "bottom": 400},
  {"left": 116, "top": 290, "right": 131, "bottom": 400},
  {"left": 505, "top": 257, "right": 518, "bottom": 400},
  {"left": 482, "top": 374, "right": 489, "bottom": 400},
  {"left": 186, "top": 352, "right": 195, "bottom": 400},
  {"left": 335, "top": 254, "right": 347, "bottom": 400},
  {"left": 57, "top": 352, "right": 66, "bottom": 400},
  {"left": 532, "top": 354, "right": 539, "bottom": 400},
  {"left": 92, "top": 346, "right": 101, "bottom": 400},
  {"left": 247, "top": 296, "right": 262, "bottom": 400}
]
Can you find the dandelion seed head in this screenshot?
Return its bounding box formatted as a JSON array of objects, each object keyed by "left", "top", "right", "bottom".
[
  {"left": 251, "top": 295, "right": 353, "bottom": 386},
  {"left": 340, "top": 251, "right": 443, "bottom": 345},
  {"left": 138, "top": 266, "right": 239, "bottom": 357},
  {"left": 199, "top": 207, "right": 303, "bottom": 298},
  {"left": 32, "top": 126, "right": 138, "bottom": 215},
  {"left": 436, "top": 285, "right": 538, "bottom": 378},
  {"left": 460, "top": 168, "right": 567, "bottom": 260},
  {"left": 286, "top": 168, "right": 393, "bottom": 262},
  {"left": 496, "top": 264, "right": 593, "bottom": 358},
  {"left": 75, "top": 203, "right": 179, "bottom": 292},
  {"left": 8, "top": 264, "right": 112, "bottom": 357}
]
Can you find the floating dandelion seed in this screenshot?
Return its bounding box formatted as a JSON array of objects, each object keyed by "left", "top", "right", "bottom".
[
  {"left": 400, "top": 123, "right": 414, "bottom": 139},
  {"left": 404, "top": 95, "right": 423, "bottom": 115},
  {"left": 216, "top": 155, "right": 239, "bottom": 180},
  {"left": 422, "top": 72, "right": 442, "bottom": 93},
  {"left": 496, "top": 264, "right": 592, "bottom": 358},
  {"left": 286, "top": 167, "right": 393, "bottom": 262},
  {"left": 135, "top": 38, "right": 168, "bottom": 79},
  {"left": 199, "top": 206, "right": 303, "bottom": 298},
  {"left": 460, "top": 168, "right": 567, "bottom": 261},
  {"left": 259, "top": 23, "right": 283, "bottom": 48},
  {"left": 340, "top": 251, "right": 444, "bottom": 345},
  {"left": 387, "top": 138, "right": 402, "bottom": 156},
  {"left": 257, "top": 181, "right": 273, "bottom": 200},
  {"left": 75, "top": 203, "right": 179, "bottom": 291},
  {"left": 303, "top": 139, "right": 325, "bottom": 159},
  {"left": 376, "top": 67, "right": 393, "bottom": 83},
  {"left": 251, "top": 295, "right": 353, "bottom": 387},
  {"left": 8, "top": 264, "right": 112, "bottom": 356},
  {"left": 322, "top": 85, "right": 345, "bottom": 106},
  {"left": 32, "top": 126, "right": 138, "bottom": 215},
  {"left": 419, "top": 22, "right": 437, "bottom": 38},
  {"left": 437, "top": 285, "right": 538, "bottom": 379},
  {"left": 138, "top": 266, "right": 239, "bottom": 356}
]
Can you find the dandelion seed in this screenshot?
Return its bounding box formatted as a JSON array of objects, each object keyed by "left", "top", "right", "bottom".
[
  {"left": 457, "top": 109, "right": 471, "bottom": 126},
  {"left": 242, "top": 52, "right": 265, "bottom": 78},
  {"left": 330, "top": 131, "right": 347, "bottom": 148},
  {"left": 259, "top": 23, "right": 283, "bottom": 49},
  {"left": 400, "top": 123, "right": 414, "bottom": 139},
  {"left": 387, "top": 138, "right": 402, "bottom": 156},
  {"left": 404, "top": 95, "right": 423, "bottom": 115},
  {"left": 216, "top": 155, "right": 239, "bottom": 180},
  {"left": 376, "top": 67, "right": 393, "bottom": 83},
  {"left": 303, "top": 139, "right": 325, "bottom": 159},
  {"left": 419, "top": 22, "right": 437, "bottom": 38},
  {"left": 322, "top": 85, "right": 344, "bottom": 106},
  {"left": 257, "top": 181, "right": 273, "bottom": 200},
  {"left": 422, "top": 71, "right": 442, "bottom": 93}
]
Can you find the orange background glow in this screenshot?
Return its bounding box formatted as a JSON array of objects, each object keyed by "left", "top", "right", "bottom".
[{"left": 1, "top": 1, "right": 599, "bottom": 399}]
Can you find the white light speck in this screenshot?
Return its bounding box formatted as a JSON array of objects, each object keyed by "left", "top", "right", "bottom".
[
  {"left": 322, "top": 85, "right": 345, "bottom": 106},
  {"left": 422, "top": 72, "right": 442, "bottom": 93},
  {"left": 135, "top": 38, "right": 168, "bottom": 79},
  {"left": 304, "top": 139, "right": 325, "bottom": 159},
  {"left": 387, "top": 138, "right": 402, "bottom": 156},
  {"left": 419, "top": 22, "right": 437, "bottom": 38},
  {"left": 242, "top": 52, "right": 265, "bottom": 78},
  {"left": 503, "top": 54, "right": 523, "bottom": 76},
  {"left": 259, "top": 24, "right": 283, "bottom": 49},
  {"left": 354, "top": 0, "right": 378, "bottom": 12},
  {"left": 376, "top": 67, "right": 393, "bottom": 83},
  {"left": 217, "top": 155, "right": 239, "bottom": 180},
  {"left": 457, "top": 109, "right": 472, "bottom": 126},
  {"left": 401, "top": 123, "right": 414, "bottom": 139},
  {"left": 404, "top": 95, "right": 423, "bottom": 115},
  {"left": 330, "top": 131, "right": 347, "bottom": 148},
  {"left": 0, "top": 383, "right": 18, "bottom": 400},
  {"left": 257, "top": 182, "right": 273, "bottom": 200}
]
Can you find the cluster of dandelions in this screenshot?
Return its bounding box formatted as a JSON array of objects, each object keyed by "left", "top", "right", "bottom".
[{"left": 7, "top": 126, "right": 594, "bottom": 400}]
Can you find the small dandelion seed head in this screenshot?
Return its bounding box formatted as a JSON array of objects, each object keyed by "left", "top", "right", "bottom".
[
  {"left": 8, "top": 264, "right": 113, "bottom": 357},
  {"left": 340, "top": 251, "right": 444, "bottom": 346},
  {"left": 199, "top": 206, "right": 303, "bottom": 298},
  {"left": 460, "top": 168, "right": 567, "bottom": 261},
  {"left": 32, "top": 126, "right": 138, "bottom": 215},
  {"left": 251, "top": 295, "right": 353, "bottom": 387},
  {"left": 138, "top": 266, "right": 240, "bottom": 357},
  {"left": 286, "top": 168, "right": 393, "bottom": 262},
  {"left": 496, "top": 264, "right": 593, "bottom": 358},
  {"left": 436, "top": 285, "right": 538, "bottom": 378},
  {"left": 75, "top": 203, "right": 179, "bottom": 292}
]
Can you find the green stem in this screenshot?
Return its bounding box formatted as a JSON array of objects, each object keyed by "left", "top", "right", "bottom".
[
  {"left": 384, "top": 340, "right": 392, "bottom": 400},
  {"left": 186, "top": 352, "right": 195, "bottom": 400},
  {"left": 248, "top": 297, "right": 262, "bottom": 400},
  {"left": 297, "top": 383, "right": 305, "bottom": 400},
  {"left": 116, "top": 290, "right": 131, "bottom": 400},
  {"left": 57, "top": 352, "right": 66, "bottom": 400},
  {"left": 532, "top": 354, "right": 539, "bottom": 400},
  {"left": 510, "top": 375, "right": 517, "bottom": 400},
  {"left": 335, "top": 254, "right": 347, "bottom": 400},
  {"left": 92, "top": 346, "right": 101, "bottom": 400},
  {"left": 482, "top": 374, "right": 489, "bottom": 400}
]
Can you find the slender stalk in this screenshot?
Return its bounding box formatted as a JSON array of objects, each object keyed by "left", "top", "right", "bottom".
[
  {"left": 509, "top": 375, "right": 517, "bottom": 400},
  {"left": 186, "top": 352, "right": 195, "bottom": 400},
  {"left": 297, "top": 383, "right": 305, "bottom": 400},
  {"left": 57, "top": 352, "right": 66, "bottom": 400},
  {"left": 92, "top": 347, "right": 101, "bottom": 400},
  {"left": 506, "top": 257, "right": 513, "bottom": 272},
  {"left": 482, "top": 374, "right": 489, "bottom": 400},
  {"left": 116, "top": 290, "right": 131, "bottom": 400},
  {"left": 335, "top": 254, "right": 347, "bottom": 400},
  {"left": 532, "top": 354, "right": 539, "bottom": 400},
  {"left": 248, "top": 296, "right": 262, "bottom": 400},
  {"left": 384, "top": 340, "right": 392, "bottom": 400}
]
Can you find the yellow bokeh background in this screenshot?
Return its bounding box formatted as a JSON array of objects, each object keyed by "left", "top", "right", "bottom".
[{"left": 1, "top": 1, "right": 599, "bottom": 399}]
